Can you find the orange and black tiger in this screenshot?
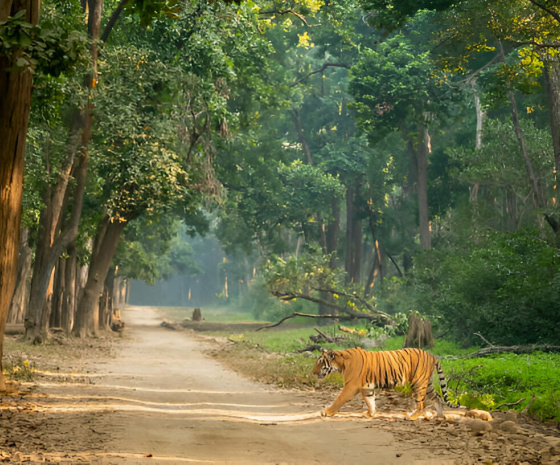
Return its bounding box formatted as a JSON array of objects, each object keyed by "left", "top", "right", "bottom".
[{"left": 312, "top": 347, "right": 460, "bottom": 419}]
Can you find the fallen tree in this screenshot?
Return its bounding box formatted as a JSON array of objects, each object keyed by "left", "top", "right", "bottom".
[{"left": 443, "top": 332, "right": 560, "bottom": 359}]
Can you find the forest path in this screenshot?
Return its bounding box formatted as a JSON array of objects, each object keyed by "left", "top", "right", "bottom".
[
  {"left": 79, "top": 305, "right": 435, "bottom": 464},
  {"left": 4, "top": 305, "right": 558, "bottom": 464}
]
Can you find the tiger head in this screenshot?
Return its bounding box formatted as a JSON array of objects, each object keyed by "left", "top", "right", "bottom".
[{"left": 312, "top": 349, "right": 342, "bottom": 379}]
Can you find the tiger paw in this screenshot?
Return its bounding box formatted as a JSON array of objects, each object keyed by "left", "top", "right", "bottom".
[{"left": 321, "top": 410, "right": 335, "bottom": 417}]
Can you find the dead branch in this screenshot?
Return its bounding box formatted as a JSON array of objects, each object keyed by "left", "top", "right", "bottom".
[
  {"left": 297, "top": 344, "right": 322, "bottom": 353},
  {"left": 270, "top": 290, "right": 397, "bottom": 328},
  {"left": 521, "top": 394, "right": 536, "bottom": 414},
  {"left": 449, "top": 364, "right": 483, "bottom": 397},
  {"left": 443, "top": 344, "right": 560, "bottom": 359},
  {"left": 494, "top": 397, "right": 526, "bottom": 410},
  {"left": 290, "top": 62, "right": 351, "bottom": 87},
  {"left": 255, "top": 312, "right": 340, "bottom": 331},
  {"left": 313, "top": 327, "right": 331, "bottom": 341},
  {"left": 473, "top": 332, "right": 495, "bottom": 348}
]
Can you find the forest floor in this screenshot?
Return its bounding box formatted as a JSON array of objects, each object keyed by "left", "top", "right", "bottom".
[{"left": 1, "top": 305, "right": 560, "bottom": 464}]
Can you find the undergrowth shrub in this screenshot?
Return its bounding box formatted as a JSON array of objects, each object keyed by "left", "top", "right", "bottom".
[{"left": 411, "top": 229, "right": 560, "bottom": 346}]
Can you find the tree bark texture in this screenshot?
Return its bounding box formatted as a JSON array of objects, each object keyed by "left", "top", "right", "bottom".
[
  {"left": 73, "top": 217, "right": 126, "bottom": 337},
  {"left": 26, "top": 145, "right": 88, "bottom": 338},
  {"left": 544, "top": 59, "right": 560, "bottom": 236},
  {"left": 7, "top": 228, "right": 32, "bottom": 324},
  {"left": 0, "top": 0, "right": 40, "bottom": 390},
  {"left": 344, "top": 187, "right": 362, "bottom": 283}
]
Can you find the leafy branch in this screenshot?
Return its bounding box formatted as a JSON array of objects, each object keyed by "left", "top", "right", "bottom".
[{"left": 263, "top": 251, "right": 402, "bottom": 330}]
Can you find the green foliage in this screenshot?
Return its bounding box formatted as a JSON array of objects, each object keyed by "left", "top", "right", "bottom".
[
  {"left": 445, "top": 352, "right": 560, "bottom": 422},
  {"left": 264, "top": 247, "right": 343, "bottom": 298},
  {"left": 348, "top": 33, "right": 449, "bottom": 140},
  {"left": 0, "top": 1, "right": 90, "bottom": 74},
  {"left": 117, "top": 220, "right": 202, "bottom": 284},
  {"left": 358, "top": 0, "right": 456, "bottom": 31},
  {"left": 411, "top": 229, "right": 560, "bottom": 345}
]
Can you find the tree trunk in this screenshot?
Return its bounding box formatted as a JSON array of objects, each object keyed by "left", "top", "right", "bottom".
[
  {"left": 416, "top": 123, "right": 431, "bottom": 249},
  {"left": 99, "top": 267, "right": 116, "bottom": 331},
  {"left": 543, "top": 58, "right": 560, "bottom": 237},
  {"left": 345, "top": 187, "right": 362, "bottom": 283},
  {"left": 470, "top": 87, "right": 486, "bottom": 202},
  {"left": 509, "top": 91, "right": 545, "bottom": 208},
  {"left": 25, "top": 146, "right": 88, "bottom": 339},
  {"left": 25, "top": 0, "right": 103, "bottom": 340},
  {"left": 50, "top": 257, "right": 66, "bottom": 328},
  {"left": 8, "top": 228, "right": 32, "bottom": 324},
  {"left": 0, "top": 0, "right": 41, "bottom": 390},
  {"left": 73, "top": 216, "right": 127, "bottom": 337},
  {"left": 62, "top": 246, "right": 78, "bottom": 332}
]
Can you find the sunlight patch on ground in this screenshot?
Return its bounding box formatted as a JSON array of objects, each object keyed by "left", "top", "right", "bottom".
[
  {"left": 25, "top": 392, "right": 300, "bottom": 409},
  {"left": 24, "top": 381, "right": 267, "bottom": 394},
  {"left": 0, "top": 402, "right": 322, "bottom": 422}
]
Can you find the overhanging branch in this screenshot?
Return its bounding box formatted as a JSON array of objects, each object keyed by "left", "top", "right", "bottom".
[
  {"left": 290, "top": 62, "right": 351, "bottom": 87},
  {"left": 268, "top": 290, "right": 397, "bottom": 327},
  {"left": 527, "top": 0, "right": 560, "bottom": 26}
]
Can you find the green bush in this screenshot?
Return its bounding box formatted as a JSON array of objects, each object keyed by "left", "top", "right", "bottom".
[
  {"left": 444, "top": 352, "right": 560, "bottom": 422},
  {"left": 411, "top": 229, "right": 560, "bottom": 346}
]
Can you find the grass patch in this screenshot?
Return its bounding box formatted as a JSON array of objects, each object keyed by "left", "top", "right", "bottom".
[
  {"left": 156, "top": 305, "right": 255, "bottom": 322},
  {"left": 444, "top": 352, "right": 560, "bottom": 422}
]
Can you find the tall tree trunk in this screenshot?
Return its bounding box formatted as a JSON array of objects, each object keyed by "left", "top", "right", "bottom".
[
  {"left": 291, "top": 109, "right": 314, "bottom": 165},
  {"left": 416, "top": 123, "right": 431, "bottom": 249},
  {"left": 25, "top": 0, "right": 103, "bottom": 339},
  {"left": 364, "top": 207, "right": 383, "bottom": 297},
  {"left": 8, "top": 228, "right": 32, "bottom": 324},
  {"left": 0, "top": 0, "right": 40, "bottom": 390},
  {"left": 470, "top": 87, "right": 486, "bottom": 202},
  {"left": 62, "top": 245, "right": 78, "bottom": 332},
  {"left": 543, "top": 58, "right": 560, "bottom": 237},
  {"left": 26, "top": 145, "right": 88, "bottom": 339},
  {"left": 50, "top": 257, "right": 66, "bottom": 328},
  {"left": 345, "top": 187, "right": 362, "bottom": 283},
  {"left": 73, "top": 216, "right": 126, "bottom": 337},
  {"left": 99, "top": 267, "right": 116, "bottom": 331}
]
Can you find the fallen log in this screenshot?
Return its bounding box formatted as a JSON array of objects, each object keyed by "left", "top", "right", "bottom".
[
  {"left": 443, "top": 344, "right": 560, "bottom": 359},
  {"left": 297, "top": 344, "right": 322, "bottom": 353}
]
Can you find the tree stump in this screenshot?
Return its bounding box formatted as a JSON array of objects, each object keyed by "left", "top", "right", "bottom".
[
  {"left": 192, "top": 307, "right": 202, "bottom": 321},
  {"left": 403, "top": 312, "right": 434, "bottom": 349}
]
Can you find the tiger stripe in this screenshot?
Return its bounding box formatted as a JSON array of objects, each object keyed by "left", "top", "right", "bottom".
[{"left": 312, "top": 347, "right": 460, "bottom": 418}]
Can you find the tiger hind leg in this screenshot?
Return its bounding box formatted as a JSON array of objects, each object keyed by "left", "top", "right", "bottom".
[{"left": 408, "top": 385, "right": 428, "bottom": 420}]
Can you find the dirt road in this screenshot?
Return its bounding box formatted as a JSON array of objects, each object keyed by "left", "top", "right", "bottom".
[{"left": 2, "top": 305, "right": 559, "bottom": 464}]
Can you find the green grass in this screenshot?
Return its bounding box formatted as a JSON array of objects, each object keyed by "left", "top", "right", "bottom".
[
  {"left": 156, "top": 305, "right": 255, "bottom": 322},
  {"left": 444, "top": 352, "right": 560, "bottom": 422}
]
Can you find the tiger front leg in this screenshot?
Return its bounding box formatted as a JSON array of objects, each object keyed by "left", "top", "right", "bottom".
[
  {"left": 360, "top": 388, "right": 376, "bottom": 417},
  {"left": 322, "top": 385, "right": 359, "bottom": 416}
]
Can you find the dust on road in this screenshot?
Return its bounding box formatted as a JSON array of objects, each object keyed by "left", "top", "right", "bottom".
[{"left": 1, "top": 305, "right": 559, "bottom": 464}]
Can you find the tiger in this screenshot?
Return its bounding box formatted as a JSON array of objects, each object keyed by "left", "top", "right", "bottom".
[{"left": 312, "top": 347, "right": 460, "bottom": 419}]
